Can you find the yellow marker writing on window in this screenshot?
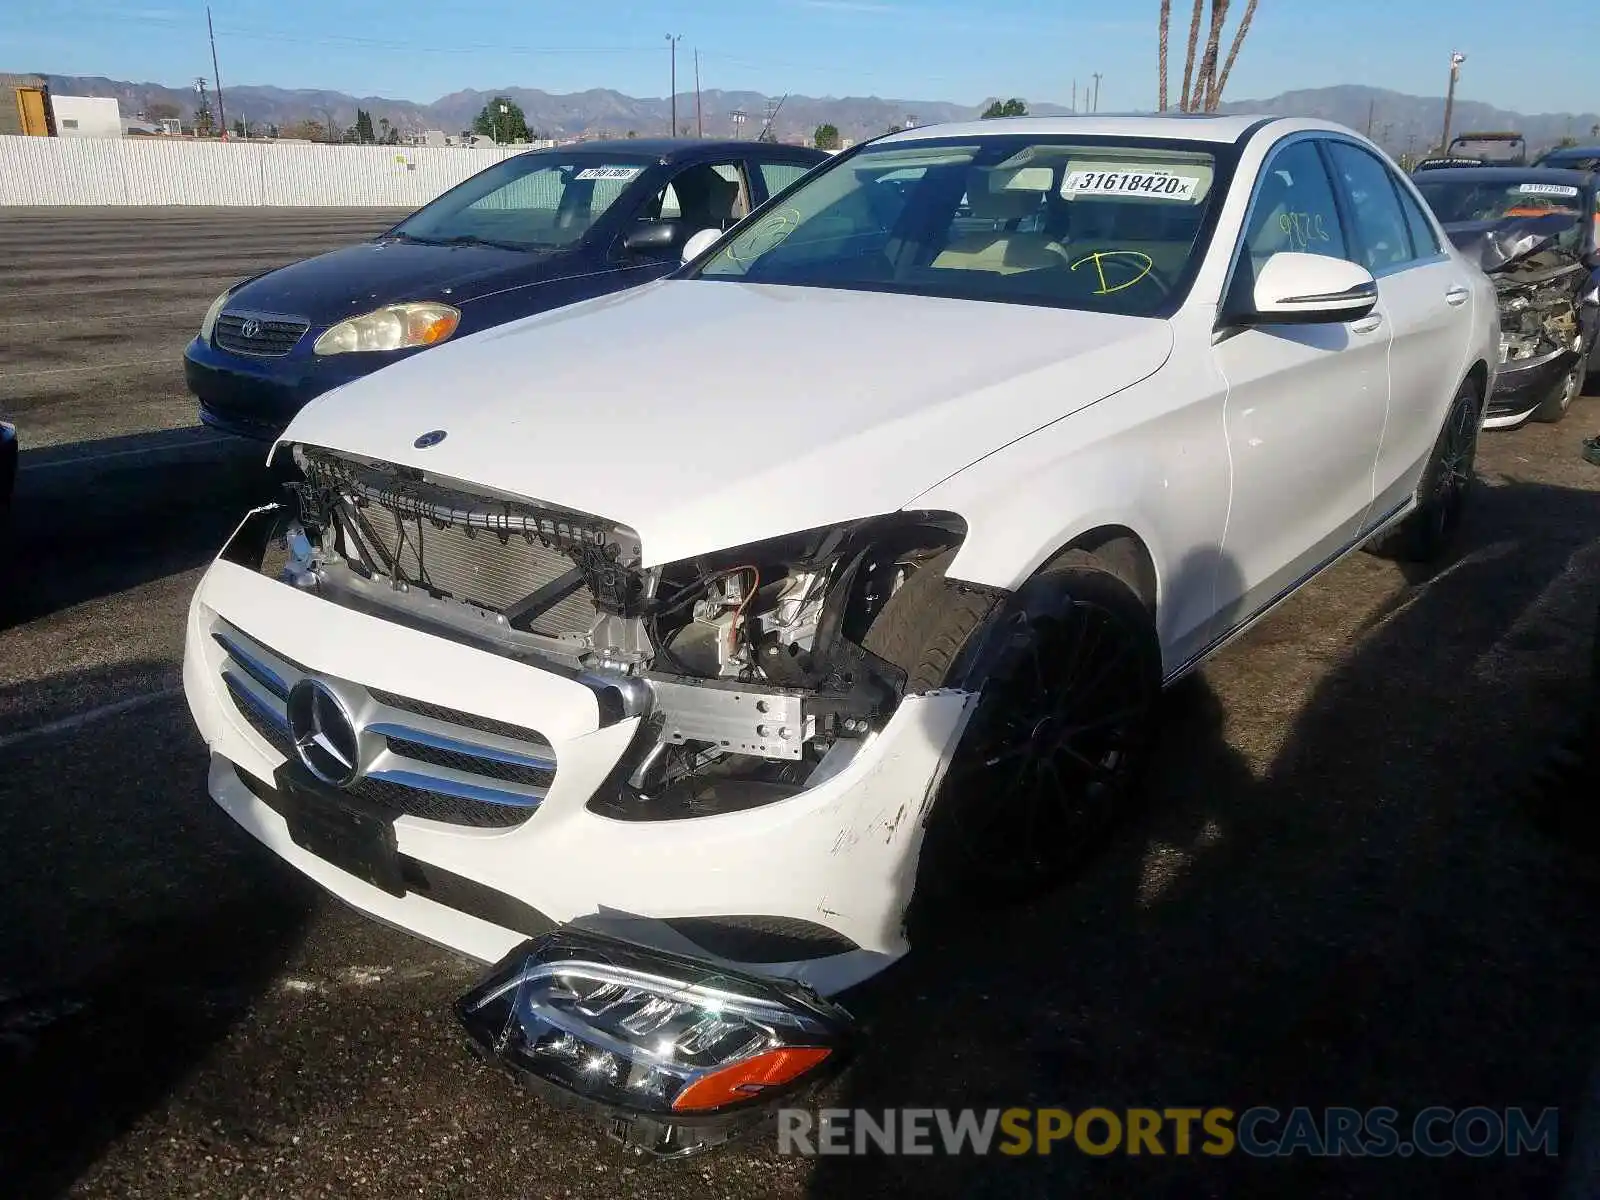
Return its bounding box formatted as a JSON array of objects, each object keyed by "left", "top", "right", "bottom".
[{"left": 1069, "top": 250, "right": 1155, "bottom": 295}]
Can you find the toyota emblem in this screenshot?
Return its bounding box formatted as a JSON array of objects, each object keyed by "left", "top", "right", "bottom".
[
  {"left": 286, "top": 679, "right": 362, "bottom": 788},
  {"left": 414, "top": 429, "right": 447, "bottom": 449},
  {"left": 239, "top": 317, "right": 263, "bottom": 340}
]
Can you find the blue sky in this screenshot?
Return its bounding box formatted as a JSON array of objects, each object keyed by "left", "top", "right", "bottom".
[{"left": 10, "top": 0, "right": 1599, "bottom": 115}]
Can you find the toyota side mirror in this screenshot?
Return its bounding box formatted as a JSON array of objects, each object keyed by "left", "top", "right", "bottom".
[
  {"left": 1245, "top": 252, "right": 1379, "bottom": 325},
  {"left": 622, "top": 221, "right": 682, "bottom": 255}
]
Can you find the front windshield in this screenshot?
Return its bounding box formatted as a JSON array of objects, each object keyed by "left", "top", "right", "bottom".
[
  {"left": 391, "top": 155, "right": 650, "bottom": 250},
  {"left": 1415, "top": 178, "right": 1590, "bottom": 243},
  {"left": 695, "top": 136, "right": 1225, "bottom": 315}
]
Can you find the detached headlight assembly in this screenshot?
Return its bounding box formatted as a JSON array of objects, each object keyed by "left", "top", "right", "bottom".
[
  {"left": 457, "top": 930, "right": 853, "bottom": 1154},
  {"left": 199, "top": 288, "right": 232, "bottom": 342},
  {"left": 313, "top": 301, "right": 460, "bottom": 355}
]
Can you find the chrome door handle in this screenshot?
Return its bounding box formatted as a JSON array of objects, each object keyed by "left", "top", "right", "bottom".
[
  {"left": 1350, "top": 314, "right": 1383, "bottom": 334},
  {"left": 1445, "top": 286, "right": 1471, "bottom": 306}
]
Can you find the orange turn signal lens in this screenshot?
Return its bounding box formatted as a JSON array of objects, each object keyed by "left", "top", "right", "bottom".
[
  {"left": 414, "top": 311, "right": 459, "bottom": 345},
  {"left": 671, "top": 1046, "right": 832, "bottom": 1112}
]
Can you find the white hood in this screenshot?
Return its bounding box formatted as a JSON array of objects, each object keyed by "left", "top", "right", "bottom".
[{"left": 282, "top": 280, "right": 1173, "bottom": 567}]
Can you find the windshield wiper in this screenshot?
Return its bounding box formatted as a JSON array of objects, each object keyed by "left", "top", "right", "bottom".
[{"left": 433, "top": 234, "right": 556, "bottom": 252}]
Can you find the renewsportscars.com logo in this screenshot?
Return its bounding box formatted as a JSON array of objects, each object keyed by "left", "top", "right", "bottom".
[{"left": 777, "top": 1106, "right": 1559, "bottom": 1158}]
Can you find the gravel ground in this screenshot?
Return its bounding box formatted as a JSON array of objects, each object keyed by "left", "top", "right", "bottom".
[{"left": 2, "top": 208, "right": 1599, "bottom": 1200}]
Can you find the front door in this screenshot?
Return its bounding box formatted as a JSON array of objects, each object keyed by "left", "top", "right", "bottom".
[{"left": 1212, "top": 136, "right": 1391, "bottom": 631}]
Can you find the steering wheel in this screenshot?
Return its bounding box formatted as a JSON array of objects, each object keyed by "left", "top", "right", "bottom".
[{"left": 1066, "top": 249, "right": 1172, "bottom": 301}]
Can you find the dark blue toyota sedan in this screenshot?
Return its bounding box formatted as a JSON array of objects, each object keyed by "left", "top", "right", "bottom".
[{"left": 185, "top": 139, "right": 827, "bottom": 440}]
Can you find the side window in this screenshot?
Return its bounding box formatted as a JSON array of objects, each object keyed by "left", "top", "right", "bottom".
[
  {"left": 1395, "top": 178, "right": 1441, "bottom": 257},
  {"left": 757, "top": 161, "right": 812, "bottom": 199},
  {"left": 637, "top": 162, "right": 751, "bottom": 230},
  {"left": 1326, "top": 142, "right": 1415, "bottom": 272},
  {"left": 1240, "top": 139, "right": 1349, "bottom": 275}
]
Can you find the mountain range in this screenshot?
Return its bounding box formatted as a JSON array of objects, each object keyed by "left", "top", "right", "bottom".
[{"left": 26, "top": 74, "right": 1600, "bottom": 153}]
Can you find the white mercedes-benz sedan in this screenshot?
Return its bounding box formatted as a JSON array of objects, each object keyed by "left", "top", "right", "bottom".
[{"left": 182, "top": 114, "right": 1498, "bottom": 1152}]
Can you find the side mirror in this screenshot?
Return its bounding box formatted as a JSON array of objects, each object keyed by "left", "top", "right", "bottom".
[
  {"left": 681, "top": 227, "right": 723, "bottom": 265},
  {"left": 622, "top": 220, "right": 682, "bottom": 255},
  {"left": 1246, "top": 252, "right": 1378, "bottom": 324}
]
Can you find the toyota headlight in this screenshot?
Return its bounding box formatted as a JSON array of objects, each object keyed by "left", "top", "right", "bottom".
[
  {"left": 457, "top": 930, "right": 853, "bottom": 1151},
  {"left": 313, "top": 301, "right": 460, "bottom": 355},
  {"left": 199, "top": 288, "right": 232, "bottom": 342}
]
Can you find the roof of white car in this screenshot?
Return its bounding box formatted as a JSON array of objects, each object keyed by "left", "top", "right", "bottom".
[{"left": 880, "top": 113, "right": 1345, "bottom": 145}]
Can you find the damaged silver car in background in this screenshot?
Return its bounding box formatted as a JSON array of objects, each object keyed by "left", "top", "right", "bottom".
[{"left": 1415, "top": 165, "right": 1600, "bottom": 427}]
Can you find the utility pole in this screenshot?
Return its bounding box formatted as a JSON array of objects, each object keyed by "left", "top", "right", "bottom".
[
  {"left": 1092, "top": 73, "right": 1103, "bottom": 113},
  {"left": 1365, "top": 97, "right": 1376, "bottom": 137},
  {"left": 666, "top": 34, "right": 682, "bottom": 137},
  {"left": 1440, "top": 51, "right": 1465, "bottom": 154},
  {"left": 193, "top": 77, "right": 210, "bottom": 135},
  {"left": 1071, "top": 79, "right": 1077, "bottom": 112},
  {"left": 694, "top": 49, "right": 702, "bottom": 138},
  {"left": 207, "top": 5, "right": 227, "bottom": 140},
  {"left": 731, "top": 108, "right": 746, "bottom": 139}
]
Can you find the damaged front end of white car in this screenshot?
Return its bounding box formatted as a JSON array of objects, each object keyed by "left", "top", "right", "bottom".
[{"left": 195, "top": 441, "right": 1016, "bottom": 1154}]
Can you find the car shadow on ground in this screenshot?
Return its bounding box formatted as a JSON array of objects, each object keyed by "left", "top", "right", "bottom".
[
  {"left": 0, "top": 659, "right": 318, "bottom": 1199},
  {"left": 801, "top": 478, "right": 1600, "bottom": 1199},
  {"left": 3, "top": 428, "right": 273, "bottom": 629}
]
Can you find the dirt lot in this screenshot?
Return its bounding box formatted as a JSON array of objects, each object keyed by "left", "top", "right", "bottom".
[{"left": 2, "top": 207, "right": 1599, "bottom": 1200}]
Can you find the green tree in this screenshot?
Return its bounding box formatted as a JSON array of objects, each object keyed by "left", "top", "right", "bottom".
[
  {"left": 982, "top": 98, "right": 1028, "bottom": 119},
  {"left": 283, "top": 118, "right": 325, "bottom": 141},
  {"left": 626, "top": 129, "right": 637, "bottom": 138},
  {"left": 813, "top": 123, "right": 840, "bottom": 150},
  {"left": 473, "top": 96, "right": 530, "bottom": 144},
  {"left": 232, "top": 118, "right": 245, "bottom": 138},
  {"left": 354, "top": 108, "right": 376, "bottom": 143}
]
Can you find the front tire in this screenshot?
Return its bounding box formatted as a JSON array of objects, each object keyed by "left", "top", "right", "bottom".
[
  {"left": 1367, "top": 376, "right": 1481, "bottom": 563},
  {"left": 1533, "top": 355, "right": 1583, "bottom": 424},
  {"left": 863, "top": 550, "right": 1163, "bottom": 911}
]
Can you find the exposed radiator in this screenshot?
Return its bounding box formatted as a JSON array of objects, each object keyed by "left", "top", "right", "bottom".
[{"left": 354, "top": 512, "right": 598, "bottom": 637}]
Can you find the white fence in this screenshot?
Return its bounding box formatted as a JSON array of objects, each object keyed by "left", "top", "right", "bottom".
[{"left": 0, "top": 136, "right": 529, "bottom": 207}]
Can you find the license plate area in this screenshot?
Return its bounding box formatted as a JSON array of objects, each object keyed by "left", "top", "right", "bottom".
[{"left": 274, "top": 764, "right": 405, "bottom": 897}]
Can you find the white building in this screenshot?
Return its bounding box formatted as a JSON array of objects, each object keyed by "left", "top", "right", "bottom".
[{"left": 50, "top": 95, "right": 122, "bottom": 138}]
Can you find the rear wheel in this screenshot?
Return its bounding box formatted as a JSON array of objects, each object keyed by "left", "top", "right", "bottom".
[
  {"left": 1367, "top": 377, "right": 1481, "bottom": 563},
  {"left": 863, "top": 550, "right": 1163, "bottom": 913}
]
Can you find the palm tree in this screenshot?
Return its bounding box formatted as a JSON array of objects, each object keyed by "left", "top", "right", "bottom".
[
  {"left": 1193, "top": 0, "right": 1230, "bottom": 111},
  {"left": 1158, "top": 0, "right": 1172, "bottom": 111},
  {"left": 1170, "top": 0, "right": 1261, "bottom": 114},
  {"left": 1210, "top": 0, "right": 1259, "bottom": 111},
  {"left": 1179, "top": 0, "right": 1206, "bottom": 113}
]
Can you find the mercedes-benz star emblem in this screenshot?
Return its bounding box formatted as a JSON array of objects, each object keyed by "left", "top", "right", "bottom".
[
  {"left": 239, "top": 317, "right": 263, "bottom": 340},
  {"left": 286, "top": 679, "right": 362, "bottom": 788},
  {"left": 414, "top": 429, "right": 447, "bottom": 449}
]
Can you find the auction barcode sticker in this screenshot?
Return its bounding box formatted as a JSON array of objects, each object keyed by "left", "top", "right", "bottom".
[
  {"left": 1517, "top": 182, "right": 1580, "bottom": 197},
  {"left": 575, "top": 166, "right": 642, "bottom": 181},
  {"left": 1062, "top": 169, "right": 1201, "bottom": 201}
]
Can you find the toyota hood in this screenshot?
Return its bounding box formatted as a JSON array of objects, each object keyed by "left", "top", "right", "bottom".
[{"left": 280, "top": 280, "right": 1173, "bottom": 567}]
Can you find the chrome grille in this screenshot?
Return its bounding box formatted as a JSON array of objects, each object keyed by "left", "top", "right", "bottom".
[
  {"left": 212, "top": 622, "right": 555, "bottom": 830},
  {"left": 353, "top": 515, "right": 598, "bottom": 635},
  {"left": 214, "top": 312, "right": 309, "bottom": 357}
]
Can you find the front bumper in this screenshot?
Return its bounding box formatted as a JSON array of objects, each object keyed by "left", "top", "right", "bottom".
[
  {"left": 184, "top": 553, "right": 978, "bottom": 998},
  {"left": 184, "top": 336, "right": 410, "bottom": 442},
  {"left": 1484, "top": 343, "right": 1579, "bottom": 428}
]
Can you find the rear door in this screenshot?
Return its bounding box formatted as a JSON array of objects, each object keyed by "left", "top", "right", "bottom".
[
  {"left": 1324, "top": 139, "right": 1472, "bottom": 520},
  {"left": 1212, "top": 136, "right": 1391, "bottom": 629}
]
